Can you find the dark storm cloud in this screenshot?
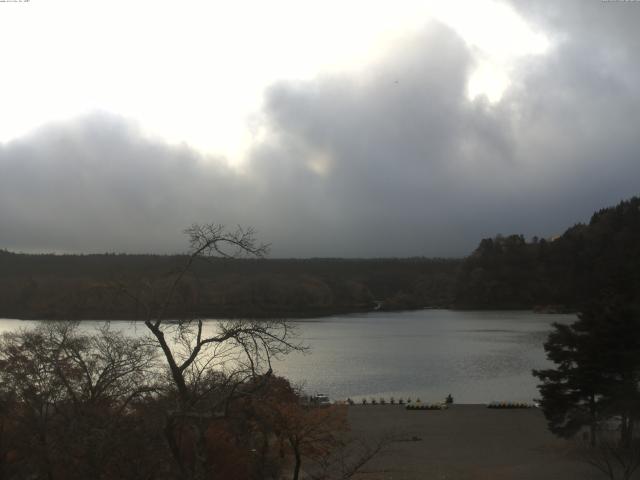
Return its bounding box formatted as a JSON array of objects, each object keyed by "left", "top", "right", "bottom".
[
  {"left": 248, "top": 7, "right": 640, "bottom": 256},
  {"left": 246, "top": 11, "right": 640, "bottom": 256},
  {"left": 501, "top": 0, "right": 640, "bottom": 217},
  {"left": 247, "top": 23, "right": 517, "bottom": 256},
  {"left": 1, "top": 7, "right": 640, "bottom": 257},
  {"left": 0, "top": 115, "right": 248, "bottom": 253}
]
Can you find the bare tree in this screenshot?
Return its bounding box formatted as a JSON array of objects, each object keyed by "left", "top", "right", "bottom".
[
  {"left": 0, "top": 322, "right": 160, "bottom": 480},
  {"left": 119, "top": 224, "right": 304, "bottom": 479},
  {"left": 579, "top": 429, "right": 640, "bottom": 480}
]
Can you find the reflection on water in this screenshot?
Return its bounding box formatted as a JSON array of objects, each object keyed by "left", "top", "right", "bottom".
[
  {"left": 0, "top": 310, "right": 574, "bottom": 403},
  {"left": 275, "top": 310, "right": 575, "bottom": 403}
]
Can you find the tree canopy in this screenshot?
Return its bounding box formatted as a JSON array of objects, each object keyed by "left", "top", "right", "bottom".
[
  {"left": 534, "top": 298, "right": 640, "bottom": 447},
  {"left": 456, "top": 196, "right": 640, "bottom": 310}
]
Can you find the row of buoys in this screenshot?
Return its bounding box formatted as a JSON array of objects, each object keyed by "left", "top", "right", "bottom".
[
  {"left": 342, "top": 398, "right": 535, "bottom": 409},
  {"left": 350, "top": 397, "right": 415, "bottom": 405},
  {"left": 346, "top": 396, "right": 453, "bottom": 406},
  {"left": 406, "top": 403, "right": 448, "bottom": 411},
  {"left": 487, "top": 402, "right": 533, "bottom": 409}
]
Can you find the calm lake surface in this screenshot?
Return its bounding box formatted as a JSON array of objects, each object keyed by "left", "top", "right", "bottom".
[{"left": 0, "top": 310, "right": 574, "bottom": 404}]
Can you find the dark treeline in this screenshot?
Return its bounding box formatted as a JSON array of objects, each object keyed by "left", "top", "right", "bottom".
[
  {"left": 1, "top": 195, "right": 639, "bottom": 319},
  {"left": 454, "top": 196, "right": 640, "bottom": 311},
  {"left": 0, "top": 254, "right": 459, "bottom": 320}
]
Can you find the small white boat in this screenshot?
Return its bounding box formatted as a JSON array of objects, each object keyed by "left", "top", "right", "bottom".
[{"left": 313, "top": 393, "right": 331, "bottom": 405}]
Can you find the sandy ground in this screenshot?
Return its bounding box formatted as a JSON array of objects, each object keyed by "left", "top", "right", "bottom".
[{"left": 347, "top": 404, "right": 602, "bottom": 480}]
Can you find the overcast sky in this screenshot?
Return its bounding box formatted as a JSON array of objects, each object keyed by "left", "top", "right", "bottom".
[{"left": 1, "top": 0, "right": 639, "bottom": 257}]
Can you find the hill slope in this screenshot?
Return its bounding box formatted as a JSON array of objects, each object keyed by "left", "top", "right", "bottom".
[
  {"left": 454, "top": 196, "right": 640, "bottom": 310},
  {"left": 0, "top": 253, "right": 458, "bottom": 319},
  {"left": 2, "top": 195, "right": 638, "bottom": 319}
]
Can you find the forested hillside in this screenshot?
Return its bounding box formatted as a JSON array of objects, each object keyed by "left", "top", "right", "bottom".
[
  {"left": 0, "top": 253, "right": 458, "bottom": 319},
  {"left": 2, "top": 196, "right": 638, "bottom": 319},
  {"left": 454, "top": 196, "right": 640, "bottom": 310}
]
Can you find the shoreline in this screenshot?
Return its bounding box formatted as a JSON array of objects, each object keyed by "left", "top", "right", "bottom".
[{"left": 0, "top": 305, "right": 577, "bottom": 323}]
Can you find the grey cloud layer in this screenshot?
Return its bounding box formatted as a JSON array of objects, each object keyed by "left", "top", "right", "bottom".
[
  {"left": 0, "top": 116, "right": 244, "bottom": 253},
  {"left": 1, "top": 10, "right": 639, "bottom": 256}
]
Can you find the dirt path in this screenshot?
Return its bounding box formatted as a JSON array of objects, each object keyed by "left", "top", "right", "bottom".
[{"left": 347, "top": 404, "right": 601, "bottom": 480}]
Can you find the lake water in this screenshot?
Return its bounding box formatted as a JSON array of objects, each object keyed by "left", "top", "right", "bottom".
[
  {"left": 280, "top": 310, "right": 574, "bottom": 403},
  {"left": 0, "top": 310, "right": 574, "bottom": 404}
]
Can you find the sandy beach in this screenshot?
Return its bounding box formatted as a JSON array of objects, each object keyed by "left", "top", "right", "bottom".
[{"left": 348, "top": 404, "right": 601, "bottom": 480}]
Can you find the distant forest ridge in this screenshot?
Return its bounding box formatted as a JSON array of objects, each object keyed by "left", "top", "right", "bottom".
[
  {"left": 455, "top": 195, "right": 640, "bottom": 311},
  {"left": 0, "top": 253, "right": 459, "bottom": 319},
  {"left": 1, "top": 195, "right": 638, "bottom": 319}
]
